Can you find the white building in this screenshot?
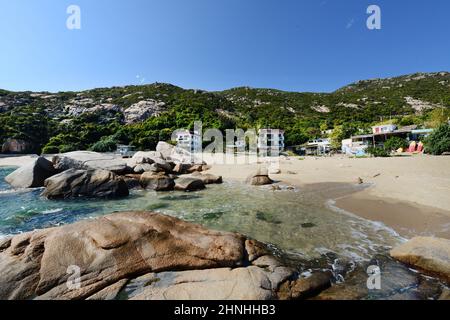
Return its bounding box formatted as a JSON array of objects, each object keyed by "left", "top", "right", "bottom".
[
  {"left": 258, "top": 129, "right": 285, "bottom": 155},
  {"left": 175, "top": 130, "right": 202, "bottom": 153}
]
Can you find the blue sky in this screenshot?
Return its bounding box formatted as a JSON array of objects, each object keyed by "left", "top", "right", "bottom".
[{"left": 0, "top": 0, "right": 449, "bottom": 93}]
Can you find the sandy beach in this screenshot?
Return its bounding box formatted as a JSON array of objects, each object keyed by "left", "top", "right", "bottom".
[
  {"left": 2, "top": 153, "right": 450, "bottom": 239},
  {"left": 205, "top": 154, "right": 450, "bottom": 239}
]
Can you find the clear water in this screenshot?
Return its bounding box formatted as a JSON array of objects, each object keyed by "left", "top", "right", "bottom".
[{"left": 0, "top": 166, "right": 403, "bottom": 262}]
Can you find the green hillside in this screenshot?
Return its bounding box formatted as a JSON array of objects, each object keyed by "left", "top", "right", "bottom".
[{"left": 0, "top": 72, "right": 449, "bottom": 154}]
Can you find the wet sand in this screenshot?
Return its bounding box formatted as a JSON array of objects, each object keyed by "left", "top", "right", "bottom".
[
  {"left": 334, "top": 191, "right": 450, "bottom": 239},
  {"left": 206, "top": 154, "right": 450, "bottom": 239}
]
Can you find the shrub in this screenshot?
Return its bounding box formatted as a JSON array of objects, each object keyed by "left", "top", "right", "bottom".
[
  {"left": 90, "top": 136, "right": 118, "bottom": 153},
  {"left": 41, "top": 145, "right": 60, "bottom": 155},
  {"left": 367, "top": 146, "right": 390, "bottom": 157},
  {"left": 425, "top": 124, "right": 450, "bottom": 155},
  {"left": 384, "top": 137, "right": 408, "bottom": 152}
]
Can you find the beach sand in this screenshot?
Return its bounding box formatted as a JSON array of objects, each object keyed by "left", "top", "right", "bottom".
[
  {"left": 2, "top": 153, "right": 450, "bottom": 239},
  {"left": 206, "top": 154, "right": 450, "bottom": 239}
]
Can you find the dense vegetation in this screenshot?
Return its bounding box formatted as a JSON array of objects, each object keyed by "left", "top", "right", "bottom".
[
  {"left": 0, "top": 72, "right": 449, "bottom": 154},
  {"left": 425, "top": 124, "right": 450, "bottom": 155}
]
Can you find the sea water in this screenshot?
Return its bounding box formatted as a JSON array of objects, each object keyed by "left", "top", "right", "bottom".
[{"left": 0, "top": 166, "right": 402, "bottom": 261}]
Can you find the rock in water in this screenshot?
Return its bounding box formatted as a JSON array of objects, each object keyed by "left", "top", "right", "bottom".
[
  {"left": 174, "top": 177, "right": 206, "bottom": 191},
  {"left": 190, "top": 172, "right": 223, "bottom": 184},
  {"left": 391, "top": 237, "right": 450, "bottom": 284},
  {"left": 140, "top": 172, "right": 175, "bottom": 191},
  {"left": 5, "top": 156, "right": 56, "bottom": 188},
  {"left": 52, "top": 151, "right": 128, "bottom": 174},
  {"left": 245, "top": 167, "right": 273, "bottom": 186},
  {"left": 0, "top": 211, "right": 246, "bottom": 300},
  {"left": 42, "top": 168, "right": 129, "bottom": 199}
]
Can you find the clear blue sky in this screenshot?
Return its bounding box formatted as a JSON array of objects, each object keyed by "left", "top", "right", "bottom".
[{"left": 1, "top": 0, "right": 449, "bottom": 93}]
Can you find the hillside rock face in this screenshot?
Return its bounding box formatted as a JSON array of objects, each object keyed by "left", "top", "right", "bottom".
[
  {"left": 42, "top": 169, "right": 129, "bottom": 199},
  {"left": 5, "top": 157, "right": 56, "bottom": 188},
  {"left": 1, "top": 138, "right": 33, "bottom": 153},
  {"left": 0, "top": 211, "right": 297, "bottom": 300},
  {"left": 124, "top": 100, "right": 166, "bottom": 124},
  {"left": 53, "top": 151, "right": 128, "bottom": 174},
  {"left": 390, "top": 237, "right": 450, "bottom": 284}
]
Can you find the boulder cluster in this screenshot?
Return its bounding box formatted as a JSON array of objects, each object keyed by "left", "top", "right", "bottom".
[
  {"left": 0, "top": 211, "right": 333, "bottom": 300},
  {"left": 4, "top": 142, "right": 222, "bottom": 199}
]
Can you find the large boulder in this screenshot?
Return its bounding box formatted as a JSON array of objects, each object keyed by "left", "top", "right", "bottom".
[
  {"left": 174, "top": 177, "right": 206, "bottom": 192},
  {"left": 125, "top": 266, "right": 290, "bottom": 300},
  {"left": 189, "top": 172, "right": 223, "bottom": 184},
  {"left": 390, "top": 237, "right": 450, "bottom": 284},
  {"left": 42, "top": 169, "right": 129, "bottom": 199},
  {"left": 140, "top": 172, "right": 175, "bottom": 191},
  {"left": 131, "top": 151, "right": 162, "bottom": 164},
  {"left": 53, "top": 151, "right": 128, "bottom": 174},
  {"left": 156, "top": 141, "right": 204, "bottom": 165},
  {"left": 5, "top": 157, "right": 56, "bottom": 188},
  {"left": 0, "top": 211, "right": 248, "bottom": 300},
  {"left": 245, "top": 167, "right": 273, "bottom": 186}
]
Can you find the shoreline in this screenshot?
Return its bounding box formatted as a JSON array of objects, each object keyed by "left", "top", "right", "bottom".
[{"left": 1, "top": 153, "right": 450, "bottom": 240}]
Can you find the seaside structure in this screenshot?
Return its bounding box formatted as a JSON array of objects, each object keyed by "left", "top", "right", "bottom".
[
  {"left": 342, "top": 125, "right": 434, "bottom": 155},
  {"left": 175, "top": 129, "right": 202, "bottom": 153},
  {"left": 257, "top": 129, "right": 285, "bottom": 155},
  {"left": 300, "top": 138, "right": 331, "bottom": 156},
  {"left": 116, "top": 145, "right": 136, "bottom": 158}
]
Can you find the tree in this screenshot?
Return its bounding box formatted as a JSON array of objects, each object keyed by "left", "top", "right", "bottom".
[
  {"left": 425, "top": 124, "right": 450, "bottom": 155},
  {"left": 426, "top": 108, "right": 450, "bottom": 128},
  {"left": 384, "top": 137, "right": 407, "bottom": 152}
]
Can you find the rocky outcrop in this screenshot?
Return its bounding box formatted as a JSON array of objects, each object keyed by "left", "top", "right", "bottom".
[
  {"left": 65, "top": 103, "right": 122, "bottom": 117},
  {"left": 390, "top": 237, "right": 450, "bottom": 284},
  {"left": 0, "top": 211, "right": 281, "bottom": 300},
  {"left": 124, "top": 100, "right": 166, "bottom": 124},
  {"left": 53, "top": 151, "right": 128, "bottom": 174},
  {"left": 140, "top": 172, "right": 175, "bottom": 191},
  {"left": 42, "top": 169, "right": 129, "bottom": 199},
  {"left": 174, "top": 177, "right": 206, "bottom": 192},
  {"left": 5, "top": 157, "right": 56, "bottom": 188},
  {"left": 245, "top": 167, "right": 273, "bottom": 186},
  {"left": 1, "top": 138, "right": 33, "bottom": 154},
  {"left": 124, "top": 266, "right": 292, "bottom": 300}
]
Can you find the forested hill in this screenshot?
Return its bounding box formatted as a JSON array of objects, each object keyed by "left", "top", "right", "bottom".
[{"left": 0, "top": 72, "right": 449, "bottom": 154}]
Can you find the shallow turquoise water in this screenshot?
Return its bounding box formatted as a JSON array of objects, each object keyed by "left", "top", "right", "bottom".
[{"left": 0, "top": 166, "right": 403, "bottom": 262}]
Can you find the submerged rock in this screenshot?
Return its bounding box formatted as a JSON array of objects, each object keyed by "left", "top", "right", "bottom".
[
  {"left": 53, "top": 151, "right": 128, "bottom": 174},
  {"left": 42, "top": 168, "right": 129, "bottom": 199},
  {"left": 5, "top": 156, "right": 56, "bottom": 188},
  {"left": 390, "top": 237, "right": 450, "bottom": 284}
]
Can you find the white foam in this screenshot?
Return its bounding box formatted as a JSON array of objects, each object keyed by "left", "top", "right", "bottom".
[{"left": 41, "top": 208, "right": 63, "bottom": 215}]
